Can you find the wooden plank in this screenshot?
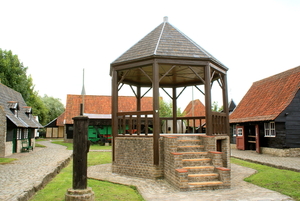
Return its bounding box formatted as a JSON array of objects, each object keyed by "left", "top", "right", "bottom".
[
  {"left": 112, "top": 59, "right": 153, "bottom": 71},
  {"left": 46, "top": 128, "right": 52, "bottom": 138},
  {"left": 156, "top": 58, "right": 208, "bottom": 66},
  {"left": 52, "top": 128, "right": 58, "bottom": 138},
  {"left": 58, "top": 126, "right": 64, "bottom": 138}
]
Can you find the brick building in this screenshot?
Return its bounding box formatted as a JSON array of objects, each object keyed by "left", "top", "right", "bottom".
[{"left": 0, "top": 83, "right": 42, "bottom": 157}]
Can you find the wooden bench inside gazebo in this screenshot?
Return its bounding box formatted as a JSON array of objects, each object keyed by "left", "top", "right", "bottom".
[{"left": 110, "top": 17, "right": 231, "bottom": 191}]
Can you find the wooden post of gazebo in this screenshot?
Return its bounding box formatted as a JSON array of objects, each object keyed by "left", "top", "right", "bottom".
[
  {"left": 222, "top": 73, "right": 230, "bottom": 135},
  {"left": 111, "top": 70, "right": 118, "bottom": 162},
  {"left": 205, "top": 64, "right": 213, "bottom": 136},
  {"left": 153, "top": 60, "right": 160, "bottom": 165},
  {"left": 172, "top": 87, "right": 177, "bottom": 133}
]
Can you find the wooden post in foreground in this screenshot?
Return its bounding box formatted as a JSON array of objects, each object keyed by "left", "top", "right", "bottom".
[
  {"left": 65, "top": 104, "right": 94, "bottom": 201},
  {"left": 72, "top": 115, "right": 89, "bottom": 189}
]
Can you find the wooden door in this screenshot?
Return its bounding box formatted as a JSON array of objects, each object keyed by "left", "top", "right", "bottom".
[
  {"left": 236, "top": 125, "right": 245, "bottom": 150},
  {"left": 255, "top": 124, "right": 261, "bottom": 153},
  {"left": 58, "top": 127, "right": 64, "bottom": 138},
  {"left": 53, "top": 128, "right": 58, "bottom": 138},
  {"left": 12, "top": 128, "right": 17, "bottom": 153}
]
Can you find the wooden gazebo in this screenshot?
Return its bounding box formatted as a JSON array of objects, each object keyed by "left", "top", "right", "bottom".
[{"left": 110, "top": 17, "right": 230, "bottom": 189}]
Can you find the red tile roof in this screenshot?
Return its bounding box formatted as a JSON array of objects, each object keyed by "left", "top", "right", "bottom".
[
  {"left": 64, "top": 95, "right": 153, "bottom": 124},
  {"left": 183, "top": 99, "right": 206, "bottom": 126},
  {"left": 230, "top": 66, "right": 300, "bottom": 123},
  {"left": 56, "top": 112, "right": 65, "bottom": 126}
]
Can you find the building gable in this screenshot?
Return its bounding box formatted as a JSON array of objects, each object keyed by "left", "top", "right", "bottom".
[
  {"left": 230, "top": 66, "right": 300, "bottom": 123},
  {"left": 0, "top": 83, "right": 42, "bottom": 128},
  {"left": 64, "top": 95, "right": 153, "bottom": 124}
]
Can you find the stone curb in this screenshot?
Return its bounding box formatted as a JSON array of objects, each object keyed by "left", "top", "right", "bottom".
[
  {"left": 17, "top": 154, "right": 72, "bottom": 201},
  {"left": 231, "top": 156, "right": 300, "bottom": 173}
]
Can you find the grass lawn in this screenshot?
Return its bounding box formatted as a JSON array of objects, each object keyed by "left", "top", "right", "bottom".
[
  {"left": 0, "top": 158, "right": 17, "bottom": 164},
  {"left": 231, "top": 157, "right": 300, "bottom": 201},
  {"left": 30, "top": 142, "right": 143, "bottom": 201},
  {"left": 51, "top": 140, "right": 112, "bottom": 151},
  {"left": 35, "top": 143, "right": 46, "bottom": 148},
  {"left": 90, "top": 144, "right": 112, "bottom": 150}
]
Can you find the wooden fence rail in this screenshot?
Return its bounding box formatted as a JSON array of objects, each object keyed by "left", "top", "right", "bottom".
[{"left": 212, "top": 112, "right": 228, "bottom": 135}]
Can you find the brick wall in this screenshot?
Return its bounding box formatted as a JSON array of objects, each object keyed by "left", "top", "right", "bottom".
[
  {"left": 112, "top": 135, "right": 231, "bottom": 190},
  {"left": 201, "top": 135, "right": 230, "bottom": 168},
  {"left": 112, "top": 137, "right": 164, "bottom": 179}
]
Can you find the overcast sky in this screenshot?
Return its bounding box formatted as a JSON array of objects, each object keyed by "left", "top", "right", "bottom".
[{"left": 1, "top": 0, "right": 299, "bottom": 110}]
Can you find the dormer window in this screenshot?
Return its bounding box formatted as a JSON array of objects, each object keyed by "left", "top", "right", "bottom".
[
  {"left": 23, "top": 106, "right": 32, "bottom": 118},
  {"left": 8, "top": 101, "right": 18, "bottom": 109},
  {"left": 8, "top": 101, "right": 19, "bottom": 117}
]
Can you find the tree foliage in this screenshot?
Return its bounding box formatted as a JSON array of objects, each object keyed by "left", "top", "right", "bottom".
[
  {"left": 0, "top": 49, "right": 64, "bottom": 126},
  {"left": 41, "top": 95, "right": 65, "bottom": 124},
  {"left": 212, "top": 101, "right": 223, "bottom": 112},
  {"left": 0, "top": 49, "right": 32, "bottom": 101},
  {"left": 0, "top": 49, "right": 49, "bottom": 124},
  {"left": 159, "top": 99, "right": 185, "bottom": 117}
]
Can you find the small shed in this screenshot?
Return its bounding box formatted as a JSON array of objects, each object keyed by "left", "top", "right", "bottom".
[
  {"left": 230, "top": 66, "right": 300, "bottom": 156},
  {"left": 61, "top": 94, "right": 153, "bottom": 142}
]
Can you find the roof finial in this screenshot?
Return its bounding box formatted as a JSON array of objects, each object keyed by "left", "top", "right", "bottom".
[{"left": 163, "top": 16, "right": 168, "bottom": 22}]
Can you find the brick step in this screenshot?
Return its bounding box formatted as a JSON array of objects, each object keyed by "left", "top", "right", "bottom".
[
  {"left": 182, "top": 158, "right": 211, "bottom": 166},
  {"left": 188, "top": 181, "right": 223, "bottom": 186},
  {"left": 178, "top": 145, "right": 204, "bottom": 149},
  {"left": 175, "top": 136, "right": 201, "bottom": 140},
  {"left": 177, "top": 145, "right": 204, "bottom": 152},
  {"left": 183, "top": 166, "right": 215, "bottom": 173},
  {"left": 177, "top": 139, "right": 202, "bottom": 145},
  {"left": 188, "top": 173, "right": 219, "bottom": 182},
  {"left": 178, "top": 152, "right": 208, "bottom": 159}
]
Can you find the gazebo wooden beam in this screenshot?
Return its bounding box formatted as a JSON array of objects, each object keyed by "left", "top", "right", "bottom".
[
  {"left": 152, "top": 60, "right": 160, "bottom": 165},
  {"left": 205, "top": 63, "right": 212, "bottom": 136},
  {"left": 111, "top": 70, "right": 118, "bottom": 162},
  {"left": 222, "top": 74, "right": 230, "bottom": 136},
  {"left": 172, "top": 87, "right": 177, "bottom": 133}
]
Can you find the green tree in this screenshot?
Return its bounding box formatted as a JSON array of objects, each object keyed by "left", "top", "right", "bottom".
[
  {"left": 159, "top": 99, "right": 185, "bottom": 117},
  {"left": 212, "top": 101, "right": 223, "bottom": 112},
  {"left": 0, "top": 49, "right": 32, "bottom": 101},
  {"left": 28, "top": 92, "right": 48, "bottom": 125},
  {"left": 0, "top": 49, "right": 48, "bottom": 125},
  {"left": 41, "top": 95, "right": 65, "bottom": 124}
]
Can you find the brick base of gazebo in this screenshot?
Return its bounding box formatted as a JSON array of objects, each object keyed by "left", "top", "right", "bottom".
[{"left": 112, "top": 134, "right": 231, "bottom": 191}]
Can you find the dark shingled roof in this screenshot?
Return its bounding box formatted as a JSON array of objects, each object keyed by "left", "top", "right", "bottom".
[
  {"left": 112, "top": 17, "right": 226, "bottom": 69},
  {"left": 0, "top": 83, "right": 43, "bottom": 128},
  {"left": 230, "top": 66, "right": 300, "bottom": 123}
]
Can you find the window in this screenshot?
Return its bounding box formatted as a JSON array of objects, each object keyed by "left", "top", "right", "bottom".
[
  {"left": 17, "top": 129, "right": 21, "bottom": 139},
  {"left": 265, "top": 122, "right": 276, "bottom": 137},
  {"left": 233, "top": 125, "right": 237, "bottom": 136},
  {"left": 237, "top": 128, "right": 243, "bottom": 136},
  {"left": 24, "top": 129, "right": 28, "bottom": 139}
]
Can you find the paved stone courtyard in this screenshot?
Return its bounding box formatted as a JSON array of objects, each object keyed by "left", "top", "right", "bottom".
[
  {"left": 0, "top": 140, "right": 298, "bottom": 201},
  {"left": 88, "top": 163, "right": 293, "bottom": 201}
]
